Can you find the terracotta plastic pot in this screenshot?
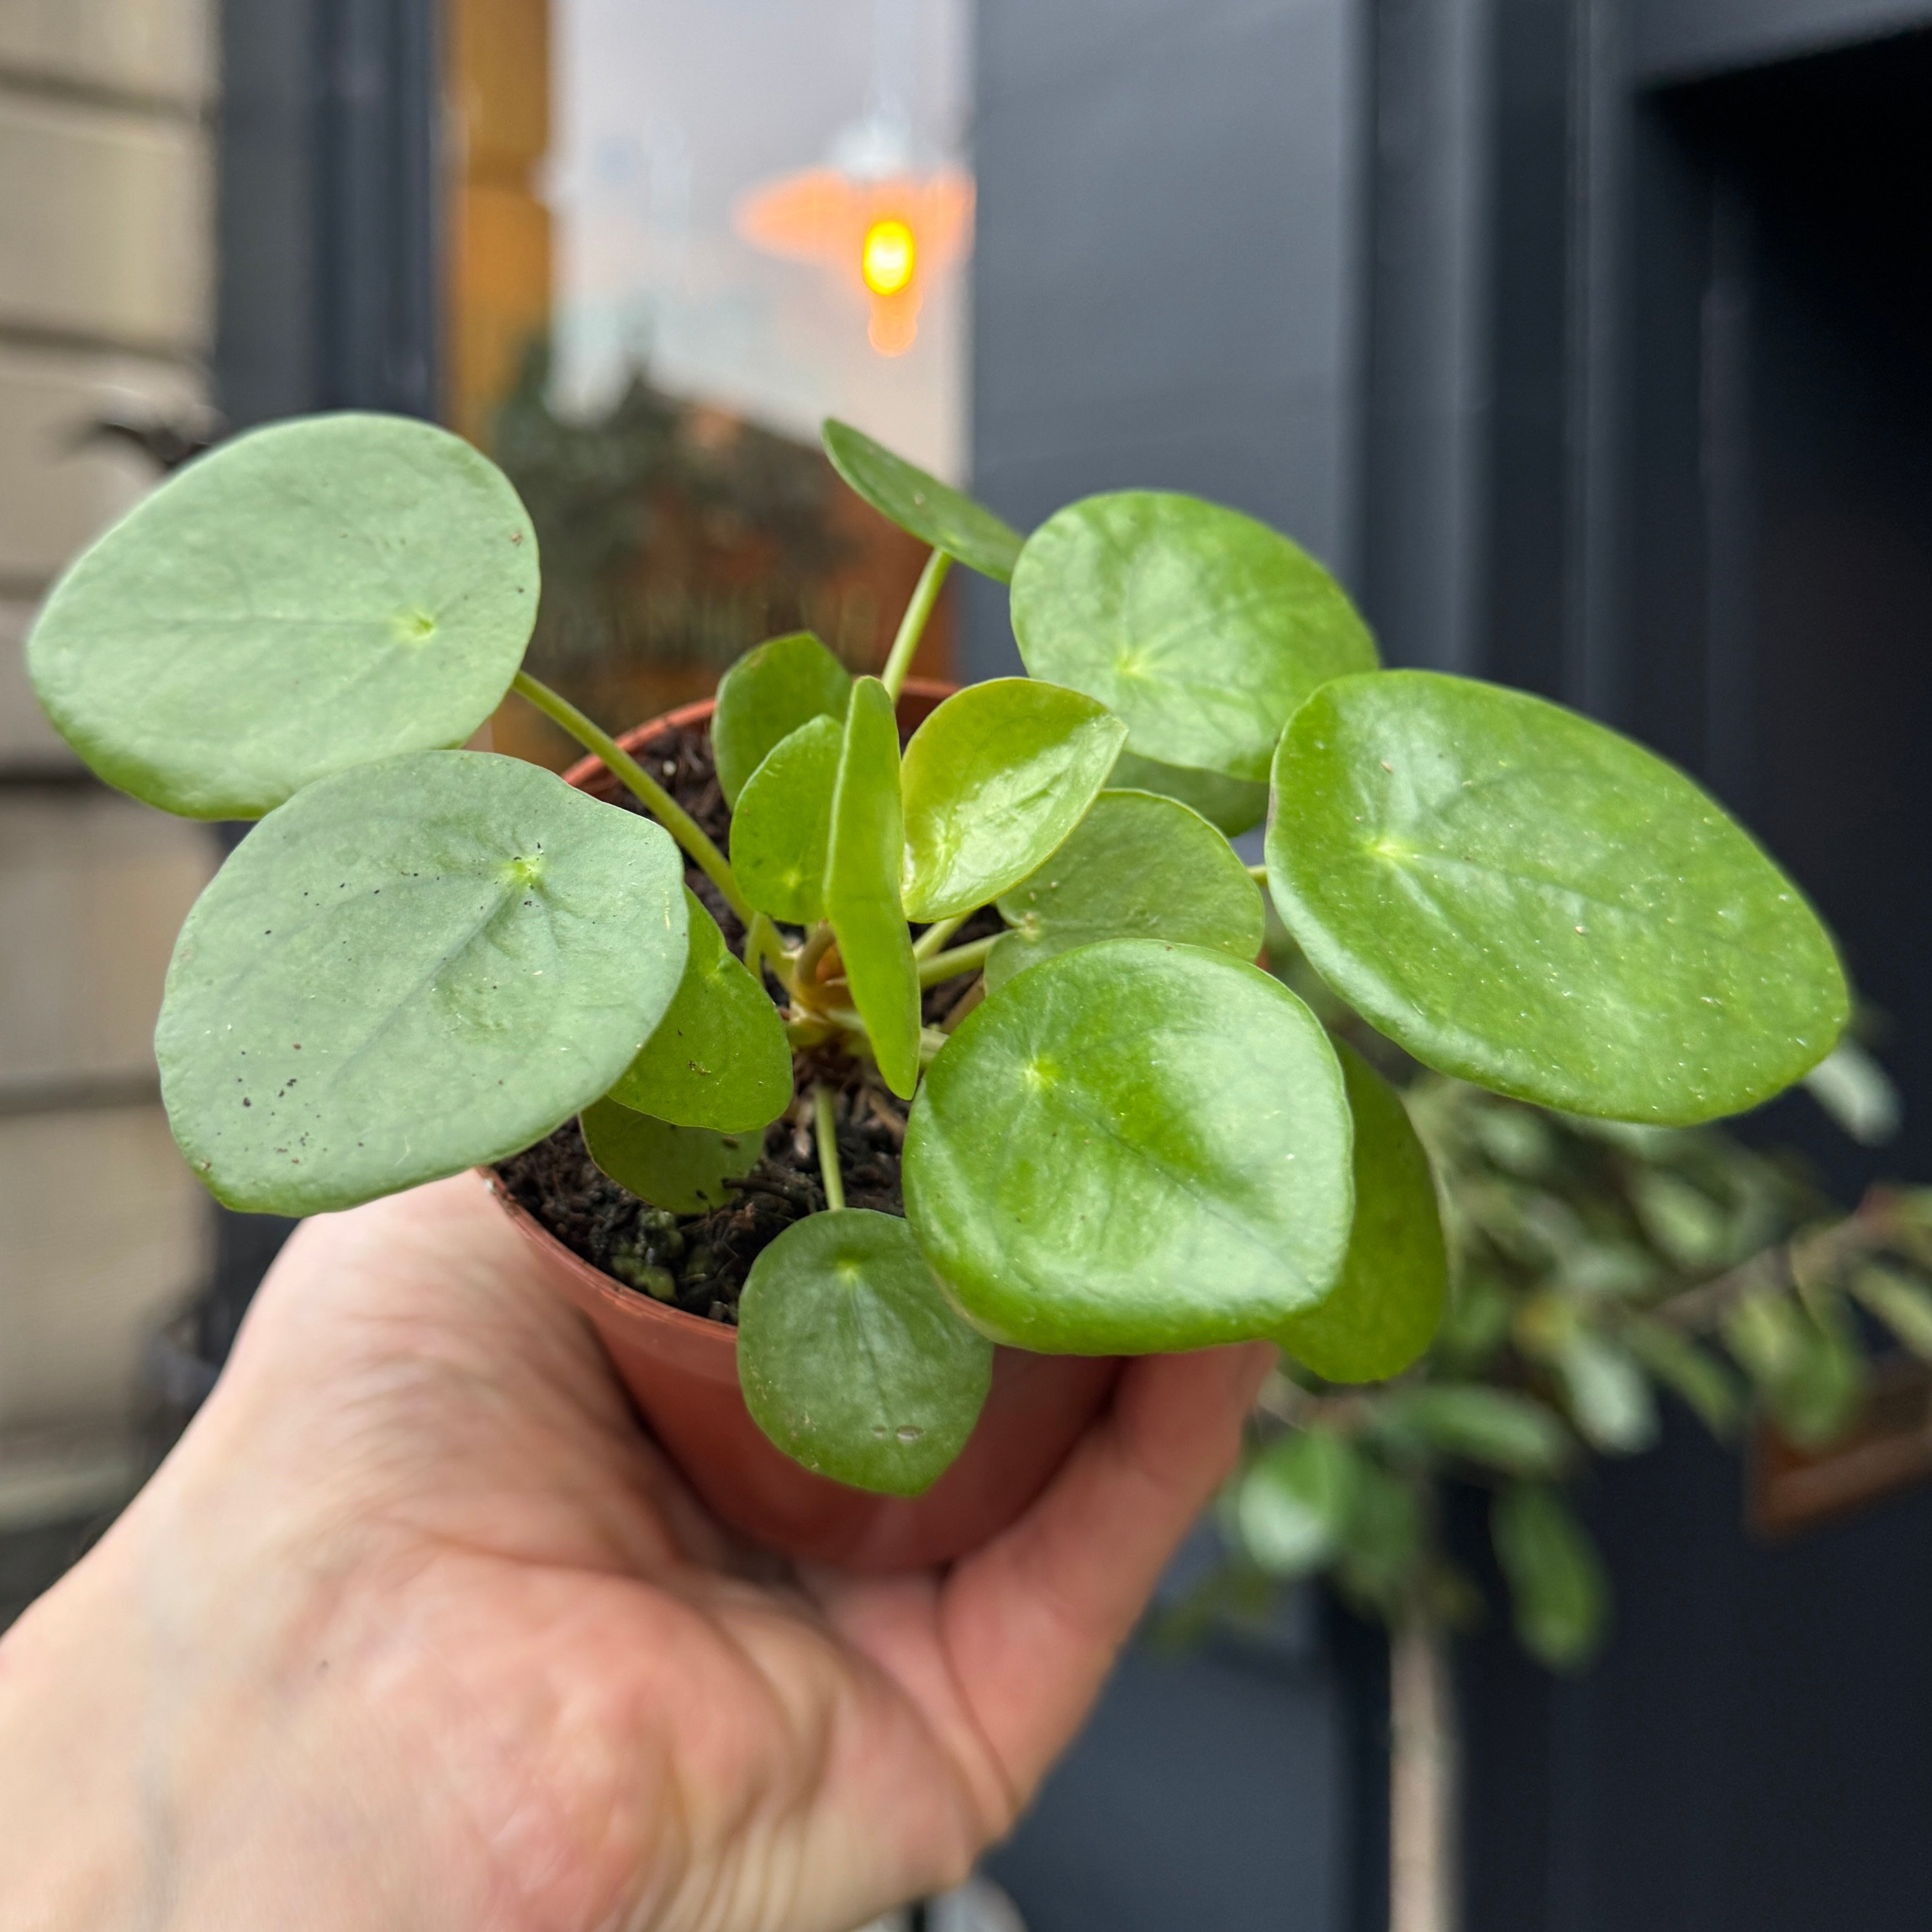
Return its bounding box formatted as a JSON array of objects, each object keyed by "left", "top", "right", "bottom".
[{"left": 486, "top": 682, "right": 1122, "bottom": 1570}]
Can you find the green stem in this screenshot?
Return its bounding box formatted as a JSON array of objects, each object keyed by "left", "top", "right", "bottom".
[
  {"left": 813, "top": 1084, "right": 846, "bottom": 1213},
  {"left": 1247, "top": 863, "right": 1270, "bottom": 883},
  {"left": 916, "top": 935, "right": 997, "bottom": 988},
  {"left": 912, "top": 912, "right": 969, "bottom": 960},
  {"left": 511, "top": 671, "right": 753, "bottom": 925},
  {"left": 743, "top": 910, "right": 789, "bottom": 985},
  {"left": 879, "top": 548, "right": 954, "bottom": 702}
]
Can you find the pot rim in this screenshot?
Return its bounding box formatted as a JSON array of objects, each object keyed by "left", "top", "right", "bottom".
[{"left": 520, "top": 675, "right": 962, "bottom": 1356}]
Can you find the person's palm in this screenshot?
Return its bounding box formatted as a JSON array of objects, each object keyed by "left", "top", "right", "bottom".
[{"left": 3, "top": 1177, "right": 1265, "bottom": 1932}]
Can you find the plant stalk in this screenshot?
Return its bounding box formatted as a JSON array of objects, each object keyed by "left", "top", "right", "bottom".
[
  {"left": 916, "top": 935, "right": 997, "bottom": 988},
  {"left": 814, "top": 1084, "right": 846, "bottom": 1213},
  {"left": 879, "top": 548, "right": 954, "bottom": 703},
  {"left": 510, "top": 671, "right": 753, "bottom": 925},
  {"left": 912, "top": 912, "right": 970, "bottom": 960},
  {"left": 1390, "top": 1608, "right": 1462, "bottom": 1932}
]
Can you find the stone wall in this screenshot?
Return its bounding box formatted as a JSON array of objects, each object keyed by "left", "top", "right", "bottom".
[{"left": 0, "top": 0, "right": 218, "bottom": 1554}]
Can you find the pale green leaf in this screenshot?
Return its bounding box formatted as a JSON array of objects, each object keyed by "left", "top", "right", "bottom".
[
  {"left": 157, "top": 751, "right": 687, "bottom": 1214},
  {"left": 1011, "top": 492, "right": 1378, "bottom": 783},
  {"left": 826, "top": 677, "right": 921, "bottom": 1099},
  {"left": 606, "top": 890, "right": 791, "bottom": 1132},
  {"left": 1276, "top": 1044, "right": 1447, "bottom": 1384},
  {"left": 711, "top": 631, "right": 851, "bottom": 807},
  {"left": 29, "top": 414, "right": 537, "bottom": 819},
  {"left": 904, "top": 940, "right": 1354, "bottom": 1353},
  {"left": 987, "top": 789, "right": 1264, "bottom": 993},
  {"left": 581, "top": 1098, "right": 764, "bottom": 1215},
  {"left": 1268, "top": 672, "right": 1850, "bottom": 1124},
  {"left": 900, "top": 679, "right": 1127, "bottom": 921},
  {"left": 738, "top": 1208, "right": 994, "bottom": 1495},
  {"left": 1492, "top": 1484, "right": 1610, "bottom": 1672},
  {"left": 821, "top": 419, "right": 1024, "bottom": 581},
  {"left": 1236, "top": 1430, "right": 1361, "bottom": 1576},
  {"left": 1108, "top": 746, "right": 1269, "bottom": 836},
  {"left": 730, "top": 714, "right": 842, "bottom": 925}
]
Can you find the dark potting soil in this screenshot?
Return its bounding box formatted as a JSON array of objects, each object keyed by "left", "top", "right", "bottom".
[{"left": 492, "top": 713, "right": 995, "bottom": 1323}]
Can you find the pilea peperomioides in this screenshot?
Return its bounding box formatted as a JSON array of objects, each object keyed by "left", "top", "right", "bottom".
[{"left": 27, "top": 411, "right": 1850, "bottom": 1500}]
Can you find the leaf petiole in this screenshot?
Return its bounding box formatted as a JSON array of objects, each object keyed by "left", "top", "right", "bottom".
[
  {"left": 511, "top": 671, "right": 754, "bottom": 925},
  {"left": 912, "top": 912, "right": 969, "bottom": 960},
  {"left": 879, "top": 548, "right": 954, "bottom": 703},
  {"left": 813, "top": 1083, "right": 846, "bottom": 1212},
  {"left": 916, "top": 935, "right": 997, "bottom": 988}
]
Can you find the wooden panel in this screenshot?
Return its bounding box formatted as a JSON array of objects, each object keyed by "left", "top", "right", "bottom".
[
  {"left": 0, "top": 1105, "right": 209, "bottom": 1431},
  {"left": 0, "top": 0, "right": 212, "bottom": 108},
  {"left": 0, "top": 93, "right": 211, "bottom": 353},
  {"left": 0, "top": 346, "right": 200, "bottom": 584},
  {"left": 445, "top": 0, "right": 552, "bottom": 440},
  {"left": 0, "top": 601, "right": 77, "bottom": 773},
  {"left": 0, "top": 789, "right": 214, "bottom": 1096}
]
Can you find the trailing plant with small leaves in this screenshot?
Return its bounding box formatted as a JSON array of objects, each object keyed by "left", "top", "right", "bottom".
[
  {"left": 1220, "top": 1017, "right": 1932, "bottom": 1671},
  {"left": 28, "top": 410, "right": 1851, "bottom": 1500}
]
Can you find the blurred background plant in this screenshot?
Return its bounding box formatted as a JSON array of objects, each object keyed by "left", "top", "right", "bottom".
[{"left": 1206, "top": 920, "right": 1932, "bottom": 1932}]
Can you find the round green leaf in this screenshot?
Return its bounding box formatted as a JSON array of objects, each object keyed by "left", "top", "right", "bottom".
[
  {"left": 1011, "top": 492, "right": 1378, "bottom": 784},
  {"left": 731, "top": 714, "right": 842, "bottom": 925},
  {"left": 157, "top": 750, "right": 687, "bottom": 1214},
  {"left": 1236, "top": 1430, "right": 1361, "bottom": 1577},
  {"left": 606, "top": 889, "right": 791, "bottom": 1132},
  {"left": 900, "top": 678, "right": 1128, "bottom": 922},
  {"left": 581, "top": 1098, "right": 764, "bottom": 1214},
  {"left": 737, "top": 1208, "right": 995, "bottom": 1496},
  {"left": 1276, "top": 1044, "right": 1447, "bottom": 1384},
  {"left": 827, "top": 677, "right": 922, "bottom": 1099},
  {"left": 821, "top": 419, "right": 1024, "bottom": 582},
  {"left": 28, "top": 414, "right": 538, "bottom": 820},
  {"left": 711, "top": 631, "right": 851, "bottom": 808},
  {"left": 1268, "top": 672, "right": 1850, "bottom": 1124},
  {"left": 1108, "top": 746, "right": 1268, "bottom": 837},
  {"left": 1491, "top": 1483, "right": 1610, "bottom": 1672},
  {"left": 904, "top": 940, "right": 1354, "bottom": 1353},
  {"left": 987, "top": 789, "right": 1264, "bottom": 994}
]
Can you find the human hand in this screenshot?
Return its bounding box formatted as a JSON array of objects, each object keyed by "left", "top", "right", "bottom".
[{"left": 0, "top": 1174, "right": 1268, "bottom": 1932}]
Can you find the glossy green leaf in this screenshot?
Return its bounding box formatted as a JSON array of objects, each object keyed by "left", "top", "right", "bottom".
[
  {"left": 986, "top": 789, "right": 1264, "bottom": 994},
  {"left": 1491, "top": 1484, "right": 1610, "bottom": 1672},
  {"left": 1011, "top": 492, "right": 1378, "bottom": 784},
  {"left": 904, "top": 940, "right": 1354, "bottom": 1353},
  {"left": 28, "top": 414, "right": 537, "bottom": 820},
  {"left": 1268, "top": 672, "right": 1850, "bottom": 1125},
  {"left": 158, "top": 750, "right": 687, "bottom": 1215},
  {"left": 1276, "top": 1044, "right": 1447, "bottom": 1384},
  {"left": 1236, "top": 1430, "right": 1361, "bottom": 1576},
  {"left": 711, "top": 631, "right": 851, "bottom": 807},
  {"left": 900, "top": 679, "right": 1127, "bottom": 921},
  {"left": 606, "top": 890, "right": 790, "bottom": 1132},
  {"left": 580, "top": 1098, "right": 764, "bottom": 1215},
  {"left": 737, "top": 1208, "right": 994, "bottom": 1495},
  {"left": 821, "top": 419, "right": 1024, "bottom": 582},
  {"left": 730, "top": 714, "right": 842, "bottom": 925},
  {"left": 1108, "top": 746, "right": 1269, "bottom": 837},
  {"left": 826, "top": 677, "right": 921, "bottom": 1099},
  {"left": 1374, "top": 1386, "right": 1574, "bottom": 1477}
]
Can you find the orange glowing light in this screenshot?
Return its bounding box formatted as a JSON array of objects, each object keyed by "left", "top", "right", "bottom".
[
  {"left": 736, "top": 169, "right": 973, "bottom": 357},
  {"left": 862, "top": 218, "right": 916, "bottom": 296}
]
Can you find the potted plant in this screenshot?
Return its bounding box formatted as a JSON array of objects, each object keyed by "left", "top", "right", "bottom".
[{"left": 25, "top": 411, "right": 1850, "bottom": 1572}]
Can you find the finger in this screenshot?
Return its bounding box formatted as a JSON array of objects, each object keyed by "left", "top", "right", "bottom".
[{"left": 937, "top": 1342, "right": 1273, "bottom": 1817}]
